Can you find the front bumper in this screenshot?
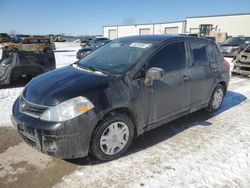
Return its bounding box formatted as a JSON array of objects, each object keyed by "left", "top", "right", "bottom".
[{"left": 12, "top": 99, "right": 98, "bottom": 159}]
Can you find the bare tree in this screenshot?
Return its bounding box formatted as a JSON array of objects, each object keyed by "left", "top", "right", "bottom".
[{"left": 9, "top": 30, "right": 17, "bottom": 35}]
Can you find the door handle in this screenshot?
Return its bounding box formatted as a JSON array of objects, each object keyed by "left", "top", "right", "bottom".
[{"left": 182, "top": 75, "right": 189, "bottom": 81}]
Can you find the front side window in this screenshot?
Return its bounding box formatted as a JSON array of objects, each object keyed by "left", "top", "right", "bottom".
[
  {"left": 148, "top": 42, "right": 186, "bottom": 72},
  {"left": 190, "top": 42, "right": 208, "bottom": 65},
  {"left": 79, "top": 40, "right": 154, "bottom": 75}
]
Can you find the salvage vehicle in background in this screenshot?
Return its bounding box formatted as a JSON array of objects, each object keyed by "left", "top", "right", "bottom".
[
  {"left": 12, "top": 35, "right": 230, "bottom": 161},
  {"left": 189, "top": 24, "right": 227, "bottom": 44},
  {"left": 0, "top": 33, "right": 11, "bottom": 43},
  {"left": 80, "top": 37, "right": 94, "bottom": 47},
  {"left": 3, "top": 36, "right": 56, "bottom": 52},
  {"left": 220, "top": 36, "right": 250, "bottom": 57},
  {"left": 50, "top": 35, "right": 66, "bottom": 42},
  {"left": 88, "top": 37, "right": 109, "bottom": 47},
  {"left": 10, "top": 35, "right": 30, "bottom": 43},
  {"left": 232, "top": 45, "right": 250, "bottom": 77},
  {"left": 76, "top": 40, "right": 111, "bottom": 59},
  {"left": 0, "top": 50, "right": 55, "bottom": 85}
]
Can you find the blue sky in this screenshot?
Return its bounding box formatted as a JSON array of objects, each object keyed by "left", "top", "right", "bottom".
[{"left": 0, "top": 0, "right": 250, "bottom": 36}]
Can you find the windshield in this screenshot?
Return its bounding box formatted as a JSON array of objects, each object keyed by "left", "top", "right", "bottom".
[
  {"left": 78, "top": 40, "right": 154, "bottom": 75},
  {"left": 224, "top": 37, "right": 249, "bottom": 45}
]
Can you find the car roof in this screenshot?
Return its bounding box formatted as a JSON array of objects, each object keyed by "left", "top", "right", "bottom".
[{"left": 117, "top": 34, "right": 207, "bottom": 43}]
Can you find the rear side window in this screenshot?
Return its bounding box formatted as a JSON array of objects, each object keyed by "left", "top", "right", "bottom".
[
  {"left": 149, "top": 42, "right": 186, "bottom": 72},
  {"left": 190, "top": 42, "right": 208, "bottom": 65}
]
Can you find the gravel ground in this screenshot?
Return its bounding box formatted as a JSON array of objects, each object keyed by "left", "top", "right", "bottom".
[{"left": 0, "top": 44, "right": 249, "bottom": 188}]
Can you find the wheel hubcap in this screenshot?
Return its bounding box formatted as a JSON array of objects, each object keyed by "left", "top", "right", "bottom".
[
  {"left": 212, "top": 88, "right": 224, "bottom": 109},
  {"left": 100, "top": 122, "right": 129, "bottom": 155}
]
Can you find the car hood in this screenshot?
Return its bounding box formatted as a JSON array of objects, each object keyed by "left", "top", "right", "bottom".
[{"left": 23, "top": 66, "right": 113, "bottom": 106}]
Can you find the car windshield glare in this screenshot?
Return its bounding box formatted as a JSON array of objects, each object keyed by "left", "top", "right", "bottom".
[{"left": 78, "top": 40, "right": 154, "bottom": 75}]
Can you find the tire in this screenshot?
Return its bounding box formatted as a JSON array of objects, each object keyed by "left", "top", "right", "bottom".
[
  {"left": 90, "top": 114, "right": 134, "bottom": 161},
  {"left": 206, "top": 84, "right": 225, "bottom": 112}
]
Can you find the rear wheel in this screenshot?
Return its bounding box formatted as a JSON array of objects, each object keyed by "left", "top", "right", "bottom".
[
  {"left": 206, "top": 84, "right": 225, "bottom": 112},
  {"left": 90, "top": 114, "right": 134, "bottom": 161}
]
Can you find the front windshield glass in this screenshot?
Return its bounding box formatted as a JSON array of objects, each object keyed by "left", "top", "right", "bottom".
[
  {"left": 79, "top": 40, "right": 154, "bottom": 75},
  {"left": 224, "top": 37, "right": 246, "bottom": 45}
]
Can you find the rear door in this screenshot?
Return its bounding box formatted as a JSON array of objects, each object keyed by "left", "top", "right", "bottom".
[
  {"left": 146, "top": 41, "right": 190, "bottom": 124},
  {"left": 188, "top": 41, "right": 214, "bottom": 107}
]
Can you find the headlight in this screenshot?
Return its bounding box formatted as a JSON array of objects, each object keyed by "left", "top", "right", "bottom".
[{"left": 40, "top": 96, "right": 94, "bottom": 122}]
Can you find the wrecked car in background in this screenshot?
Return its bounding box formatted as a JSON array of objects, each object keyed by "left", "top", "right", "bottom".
[
  {"left": 88, "top": 37, "right": 109, "bottom": 47},
  {"left": 76, "top": 40, "right": 111, "bottom": 59},
  {"left": 3, "top": 36, "right": 55, "bottom": 52},
  {"left": 12, "top": 35, "right": 229, "bottom": 161},
  {"left": 220, "top": 36, "right": 250, "bottom": 57},
  {"left": 80, "top": 37, "right": 94, "bottom": 47},
  {"left": 232, "top": 45, "right": 250, "bottom": 77},
  {"left": 0, "top": 33, "right": 11, "bottom": 43},
  {"left": 0, "top": 50, "right": 56, "bottom": 85}
]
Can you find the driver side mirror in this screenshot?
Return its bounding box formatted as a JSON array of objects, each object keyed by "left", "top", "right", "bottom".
[{"left": 144, "top": 67, "right": 164, "bottom": 86}]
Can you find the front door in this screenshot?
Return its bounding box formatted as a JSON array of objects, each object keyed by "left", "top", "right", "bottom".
[{"left": 145, "top": 41, "right": 190, "bottom": 125}]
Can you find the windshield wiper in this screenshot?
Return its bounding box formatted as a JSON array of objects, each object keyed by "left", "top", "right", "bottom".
[
  {"left": 78, "top": 64, "right": 108, "bottom": 75},
  {"left": 87, "top": 66, "right": 100, "bottom": 72},
  {"left": 74, "top": 62, "right": 117, "bottom": 76}
]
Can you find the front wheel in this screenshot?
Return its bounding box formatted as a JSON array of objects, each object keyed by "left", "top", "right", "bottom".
[
  {"left": 206, "top": 84, "right": 225, "bottom": 112},
  {"left": 90, "top": 114, "right": 134, "bottom": 161}
]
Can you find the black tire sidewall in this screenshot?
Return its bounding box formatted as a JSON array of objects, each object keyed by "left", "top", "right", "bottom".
[
  {"left": 207, "top": 84, "right": 224, "bottom": 112},
  {"left": 90, "top": 114, "right": 134, "bottom": 161}
]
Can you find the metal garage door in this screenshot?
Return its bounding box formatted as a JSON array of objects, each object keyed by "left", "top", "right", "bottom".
[
  {"left": 139, "top": 28, "right": 151, "bottom": 35},
  {"left": 108, "top": 29, "right": 117, "bottom": 39},
  {"left": 165, "top": 27, "right": 179, "bottom": 34}
]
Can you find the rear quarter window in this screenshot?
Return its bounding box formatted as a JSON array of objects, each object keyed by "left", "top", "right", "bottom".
[
  {"left": 190, "top": 42, "right": 208, "bottom": 65},
  {"left": 208, "top": 45, "right": 217, "bottom": 63}
]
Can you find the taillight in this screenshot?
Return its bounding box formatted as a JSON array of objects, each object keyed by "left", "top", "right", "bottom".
[{"left": 222, "top": 58, "right": 230, "bottom": 70}]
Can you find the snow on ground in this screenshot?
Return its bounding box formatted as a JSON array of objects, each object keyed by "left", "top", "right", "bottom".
[
  {"left": 54, "top": 42, "right": 80, "bottom": 68},
  {"left": 0, "top": 87, "right": 23, "bottom": 126}
]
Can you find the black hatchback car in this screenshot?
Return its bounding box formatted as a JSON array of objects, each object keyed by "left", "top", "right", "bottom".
[{"left": 12, "top": 35, "right": 230, "bottom": 161}]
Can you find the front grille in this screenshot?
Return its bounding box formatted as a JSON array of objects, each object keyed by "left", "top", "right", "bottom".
[{"left": 19, "top": 95, "right": 50, "bottom": 118}]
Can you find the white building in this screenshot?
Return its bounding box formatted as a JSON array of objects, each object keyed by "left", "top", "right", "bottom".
[
  {"left": 186, "top": 13, "right": 250, "bottom": 37},
  {"left": 103, "top": 13, "right": 250, "bottom": 39},
  {"left": 103, "top": 21, "right": 186, "bottom": 39}
]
